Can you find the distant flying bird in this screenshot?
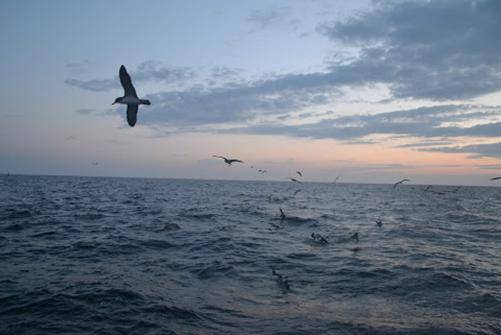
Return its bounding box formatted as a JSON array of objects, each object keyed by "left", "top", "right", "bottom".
[
  {"left": 333, "top": 176, "right": 340, "bottom": 183},
  {"left": 288, "top": 177, "right": 302, "bottom": 184},
  {"left": 293, "top": 189, "right": 301, "bottom": 196},
  {"left": 424, "top": 185, "right": 432, "bottom": 192},
  {"left": 452, "top": 186, "right": 462, "bottom": 193},
  {"left": 296, "top": 171, "right": 303, "bottom": 177},
  {"left": 490, "top": 177, "right": 501, "bottom": 181},
  {"left": 113, "top": 65, "right": 151, "bottom": 127},
  {"left": 258, "top": 169, "right": 268, "bottom": 174},
  {"left": 212, "top": 155, "right": 244, "bottom": 166},
  {"left": 91, "top": 162, "right": 99, "bottom": 166},
  {"left": 393, "top": 178, "right": 410, "bottom": 189}
]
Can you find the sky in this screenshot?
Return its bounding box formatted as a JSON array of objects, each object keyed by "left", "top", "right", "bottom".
[{"left": 1, "top": 0, "right": 501, "bottom": 185}]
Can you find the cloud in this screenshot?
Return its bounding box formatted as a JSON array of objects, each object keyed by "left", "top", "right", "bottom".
[
  {"left": 141, "top": 80, "right": 337, "bottom": 126},
  {"left": 247, "top": 6, "right": 300, "bottom": 31},
  {"left": 317, "top": 0, "right": 501, "bottom": 100},
  {"left": 224, "top": 104, "right": 501, "bottom": 141},
  {"left": 420, "top": 142, "right": 501, "bottom": 158},
  {"left": 65, "top": 1, "right": 501, "bottom": 132},
  {"left": 66, "top": 60, "right": 92, "bottom": 74},
  {"left": 75, "top": 108, "right": 94, "bottom": 115},
  {"left": 395, "top": 139, "right": 454, "bottom": 148},
  {"left": 476, "top": 164, "right": 501, "bottom": 170},
  {"left": 65, "top": 61, "right": 195, "bottom": 92},
  {"left": 65, "top": 78, "right": 118, "bottom": 92}
]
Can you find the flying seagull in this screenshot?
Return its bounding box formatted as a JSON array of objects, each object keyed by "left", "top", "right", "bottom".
[
  {"left": 393, "top": 178, "right": 410, "bottom": 189},
  {"left": 288, "top": 177, "right": 302, "bottom": 184},
  {"left": 424, "top": 185, "right": 432, "bottom": 192},
  {"left": 296, "top": 171, "right": 303, "bottom": 177},
  {"left": 258, "top": 169, "right": 268, "bottom": 174},
  {"left": 490, "top": 177, "right": 501, "bottom": 181},
  {"left": 113, "top": 65, "right": 151, "bottom": 127},
  {"left": 91, "top": 162, "right": 99, "bottom": 166},
  {"left": 293, "top": 189, "right": 301, "bottom": 196},
  {"left": 333, "top": 176, "right": 340, "bottom": 183},
  {"left": 212, "top": 155, "right": 244, "bottom": 166}
]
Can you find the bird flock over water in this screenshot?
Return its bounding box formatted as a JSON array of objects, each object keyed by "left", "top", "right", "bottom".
[{"left": 79, "top": 65, "right": 501, "bottom": 291}]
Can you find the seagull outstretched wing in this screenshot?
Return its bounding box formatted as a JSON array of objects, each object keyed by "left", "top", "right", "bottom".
[
  {"left": 119, "top": 65, "right": 138, "bottom": 98},
  {"left": 127, "top": 105, "right": 138, "bottom": 127},
  {"left": 393, "top": 178, "right": 410, "bottom": 189},
  {"left": 490, "top": 177, "right": 501, "bottom": 181}
]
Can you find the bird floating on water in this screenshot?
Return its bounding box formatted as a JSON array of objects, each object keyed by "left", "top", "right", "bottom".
[
  {"left": 350, "top": 232, "right": 359, "bottom": 242},
  {"left": 113, "top": 65, "right": 151, "bottom": 127},
  {"left": 393, "top": 178, "right": 410, "bottom": 189},
  {"left": 311, "top": 233, "right": 329, "bottom": 244},
  {"left": 376, "top": 219, "right": 383, "bottom": 227},
  {"left": 279, "top": 208, "right": 286, "bottom": 220},
  {"left": 212, "top": 155, "right": 244, "bottom": 166},
  {"left": 272, "top": 269, "right": 291, "bottom": 291}
]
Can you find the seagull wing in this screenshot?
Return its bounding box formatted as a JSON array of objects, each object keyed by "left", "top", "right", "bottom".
[
  {"left": 119, "top": 65, "right": 138, "bottom": 98},
  {"left": 490, "top": 176, "right": 501, "bottom": 180},
  {"left": 212, "top": 155, "right": 227, "bottom": 160},
  {"left": 229, "top": 159, "right": 243, "bottom": 164},
  {"left": 126, "top": 104, "right": 138, "bottom": 127}
]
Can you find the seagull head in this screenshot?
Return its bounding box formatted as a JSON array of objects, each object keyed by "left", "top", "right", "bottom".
[{"left": 112, "top": 97, "right": 123, "bottom": 105}]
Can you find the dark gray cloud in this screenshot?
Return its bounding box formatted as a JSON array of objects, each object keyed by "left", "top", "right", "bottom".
[
  {"left": 420, "top": 142, "right": 501, "bottom": 158},
  {"left": 318, "top": 0, "right": 501, "bottom": 100},
  {"left": 225, "top": 104, "right": 501, "bottom": 141}
]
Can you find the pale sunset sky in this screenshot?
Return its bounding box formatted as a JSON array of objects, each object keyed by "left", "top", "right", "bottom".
[{"left": 1, "top": 0, "right": 501, "bottom": 185}]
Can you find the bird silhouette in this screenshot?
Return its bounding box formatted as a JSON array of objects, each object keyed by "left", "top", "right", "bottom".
[
  {"left": 212, "top": 155, "right": 244, "bottom": 166},
  {"left": 113, "top": 65, "right": 151, "bottom": 127},
  {"left": 393, "top": 178, "right": 410, "bottom": 189}
]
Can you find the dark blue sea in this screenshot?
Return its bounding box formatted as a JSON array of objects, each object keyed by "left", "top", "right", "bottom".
[{"left": 1, "top": 175, "right": 500, "bottom": 334}]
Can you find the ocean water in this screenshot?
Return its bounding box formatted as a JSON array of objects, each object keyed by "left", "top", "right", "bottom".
[{"left": 1, "top": 175, "right": 500, "bottom": 335}]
